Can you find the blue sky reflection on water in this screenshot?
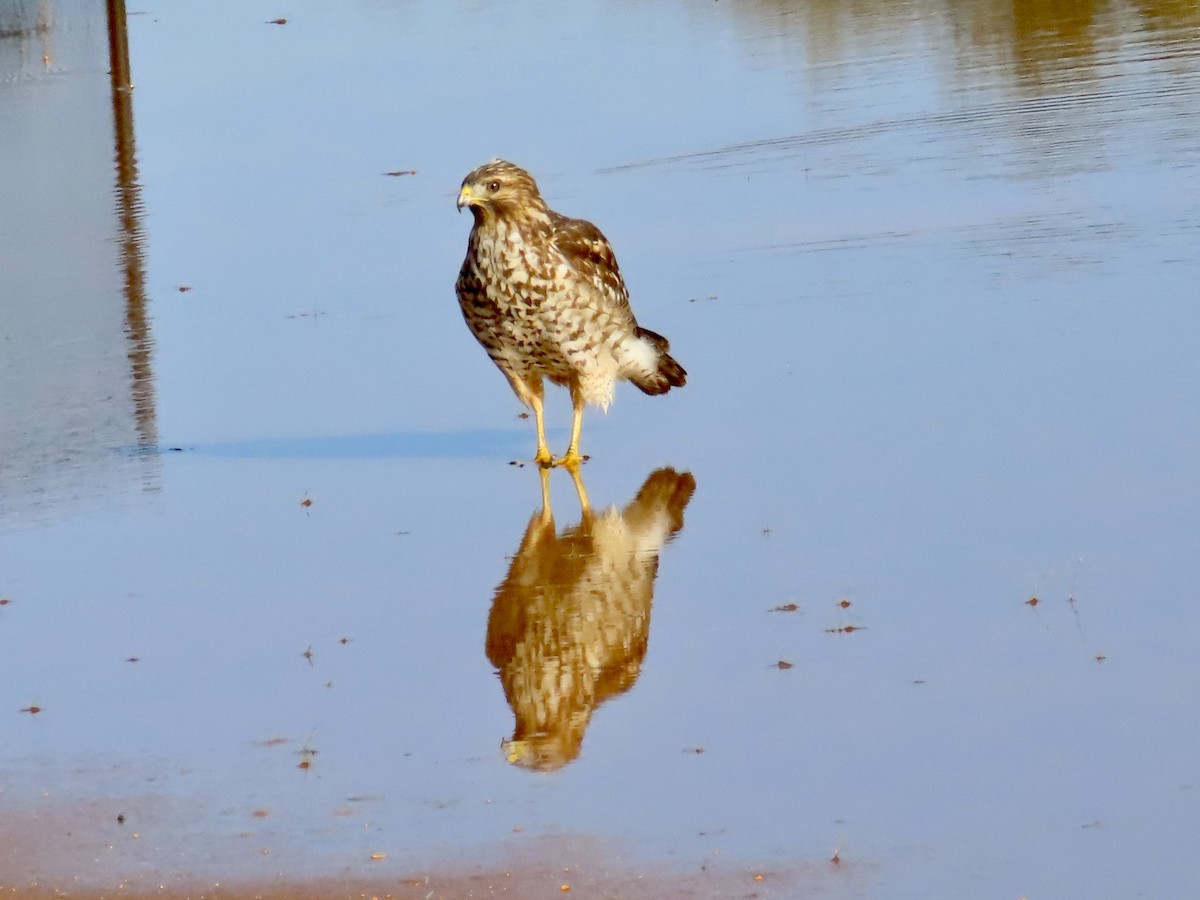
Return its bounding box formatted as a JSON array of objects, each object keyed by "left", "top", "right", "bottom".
[{"left": 2, "top": 0, "right": 1199, "bottom": 897}]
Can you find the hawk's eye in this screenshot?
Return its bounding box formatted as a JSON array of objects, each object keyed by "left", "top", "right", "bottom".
[{"left": 487, "top": 180, "right": 501, "bottom": 192}]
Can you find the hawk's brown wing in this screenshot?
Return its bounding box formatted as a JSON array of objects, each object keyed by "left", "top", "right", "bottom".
[{"left": 548, "top": 212, "right": 635, "bottom": 319}]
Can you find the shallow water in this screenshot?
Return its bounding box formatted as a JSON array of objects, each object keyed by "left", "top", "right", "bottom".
[{"left": 2, "top": 0, "right": 1199, "bottom": 897}]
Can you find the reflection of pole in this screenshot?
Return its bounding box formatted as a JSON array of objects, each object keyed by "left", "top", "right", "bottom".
[{"left": 106, "top": 0, "right": 157, "bottom": 451}]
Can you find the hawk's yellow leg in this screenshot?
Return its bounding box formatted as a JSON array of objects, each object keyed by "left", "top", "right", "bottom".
[
  {"left": 552, "top": 392, "right": 585, "bottom": 470},
  {"left": 502, "top": 371, "right": 553, "bottom": 467},
  {"left": 529, "top": 393, "right": 553, "bottom": 467}
]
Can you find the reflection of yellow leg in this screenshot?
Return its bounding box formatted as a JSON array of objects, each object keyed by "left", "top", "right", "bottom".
[
  {"left": 552, "top": 390, "right": 585, "bottom": 470},
  {"left": 566, "top": 462, "right": 590, "bottom": 514},
  {"left": 538, "top": 465, "right": 553, "bottom": 518}
]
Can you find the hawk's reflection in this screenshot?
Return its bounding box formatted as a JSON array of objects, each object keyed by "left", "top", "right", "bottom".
[{"left": 485, "top": 466, "right": 695, "bottom": 771}]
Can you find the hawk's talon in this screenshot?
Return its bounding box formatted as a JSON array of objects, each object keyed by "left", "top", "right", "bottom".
[{"left": 551, "top": 451, "right": 584, "bottom": 471}]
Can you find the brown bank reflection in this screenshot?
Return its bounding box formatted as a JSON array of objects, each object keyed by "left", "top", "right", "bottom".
[
  {"left": 0, "top": 0, "right": 156, "bottom": 525},
  {"left": 640, "top": 0, "right": 1200, "bottom": 180},
  {"left": 485, "top": 466, "right": 696, "bottom": 771},
  {"left": 712, "top": 0, "right": 1200, "bottom": 70}
]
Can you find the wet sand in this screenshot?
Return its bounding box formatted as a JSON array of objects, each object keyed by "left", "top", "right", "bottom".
[
  {"left": 2, "top": 864, "right": 814, "bottom": 900},
  {"left": 0, "top": 795, "right": 835, "bottom": 898},
  {"left": 1, "top": 810, "right": 829, "bottom": 899}
]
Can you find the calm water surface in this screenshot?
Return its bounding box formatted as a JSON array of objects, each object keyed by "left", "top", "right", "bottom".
[{"left": 2, "top": 1, "right": 1198, "bottom": 897}]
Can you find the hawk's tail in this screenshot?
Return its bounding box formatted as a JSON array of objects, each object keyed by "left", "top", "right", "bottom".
[{"left": 628, "top": 327, "right": 687, "bottom": 396}]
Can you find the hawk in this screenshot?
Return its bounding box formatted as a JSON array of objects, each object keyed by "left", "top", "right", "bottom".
[{"left": 456, "top": 160, "right": 686, "bottom": 468}]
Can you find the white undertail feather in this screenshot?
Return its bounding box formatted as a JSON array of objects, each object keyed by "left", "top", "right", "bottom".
[
  {"left": 620, "top": 332, "right": 661, "bottom": 383},
  {"left": 624, "top": 327, "right": 687, "bottom": 397}
]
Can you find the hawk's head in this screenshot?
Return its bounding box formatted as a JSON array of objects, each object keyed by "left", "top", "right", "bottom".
[{"left": 457, "top": 160, "right": 548, "bottom": 224}]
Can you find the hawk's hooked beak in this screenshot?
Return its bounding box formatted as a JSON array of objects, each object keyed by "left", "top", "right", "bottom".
[{"left": 456, "top": 184, "right": 474, "bottom": 212}]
